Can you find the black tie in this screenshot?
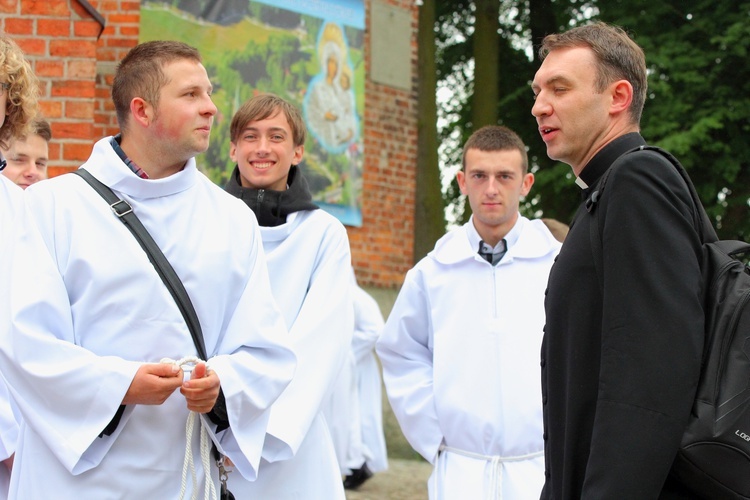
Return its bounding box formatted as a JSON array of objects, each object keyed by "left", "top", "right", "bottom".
[{"left": 478, "top": 240, "right": 507, "bottom": 265}]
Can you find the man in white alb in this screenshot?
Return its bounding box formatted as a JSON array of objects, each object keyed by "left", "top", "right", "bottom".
[
  {"left": 377, "top": 125, "right": 560, "bottom": 499},
  {"left": 224, "top": 93, "right": 353, "bottom": 499},
  {"left": 0, "top": 41, "right": 295, "bottom": 498}
]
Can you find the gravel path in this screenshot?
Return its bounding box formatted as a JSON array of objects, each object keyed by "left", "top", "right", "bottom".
[{"left": 345, "top": 458, "right": 432, "bottom": 500}]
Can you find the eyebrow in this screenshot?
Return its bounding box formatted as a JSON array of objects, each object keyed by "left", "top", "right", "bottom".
[
  {"left": 467, "top": 167, "right": 516, "bottom": 175},
  {"left": 531, "top": 75, "right": 573, "bottom": 91},
  {"left": 243, "top": 126, "right": 288, "bottom": 135},
  {"left": 181, "top": 83, "right": 213, "bottom": 94}
]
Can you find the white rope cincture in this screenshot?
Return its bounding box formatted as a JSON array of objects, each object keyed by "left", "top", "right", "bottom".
[
  {"left": 436, "top": 444, "right": 544, "bottom": 500},
  {"left": 161, "top": 356, "right": 218, "bottom": 500}
]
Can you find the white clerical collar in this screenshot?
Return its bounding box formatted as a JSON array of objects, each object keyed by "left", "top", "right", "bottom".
[
  {"left": 465, "top": 214, "right": 524, "bottom": 255},
  {"left": 575, "top": 176, "right": 589, "bottom": 189}
]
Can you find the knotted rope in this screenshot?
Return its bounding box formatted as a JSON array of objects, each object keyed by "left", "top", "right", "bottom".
[
  {"left": 161, "top": 356, "right": 218, "bottom": 500},
  {"left": 434, "top": 444, "right": 544, "bottom": 499}
]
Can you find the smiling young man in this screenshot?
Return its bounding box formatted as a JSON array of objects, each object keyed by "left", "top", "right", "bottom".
[
  {"left": 1, "top": 119, "right": 51, "bottom": 189},
  {"left": 532, "top": 23, "right": 704, "bottom": 498},
  {"left": 224, "top": 93, "right": 353, "bottom": 499},
  {"left": 376, "top": 125, "right": 560, "bottom": 499},
  {"left": 1, "top": 41, "right": 295, "bottom": 498}
]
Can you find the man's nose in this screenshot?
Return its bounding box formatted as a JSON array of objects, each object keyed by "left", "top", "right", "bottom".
[{"left": 531, "top": 93, "right": 550, "bottom": 118}]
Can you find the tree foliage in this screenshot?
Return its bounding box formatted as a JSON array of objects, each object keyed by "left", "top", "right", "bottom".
[
  {"left": 432, "top": 0, "right": 750, "bottom": 239},
  {"left": 600, "top": 0, "right": 750, "bottom": 239},
  {"left": 414, "top": 1, "right": 446, "bottom": 261}
]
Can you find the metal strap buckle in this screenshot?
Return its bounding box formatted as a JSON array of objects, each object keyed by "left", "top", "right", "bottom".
[{"left": 110, "top": 199, "right": 133, "bottom": 217}]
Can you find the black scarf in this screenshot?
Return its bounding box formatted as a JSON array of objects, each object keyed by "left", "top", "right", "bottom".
[{"left": 224, "top": 165, "right": 319, "bottom": 227}]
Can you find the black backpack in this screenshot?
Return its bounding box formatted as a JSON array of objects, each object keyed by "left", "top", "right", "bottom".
[{"left": 587, "top": 145, "right": 750, "bottom": 499}]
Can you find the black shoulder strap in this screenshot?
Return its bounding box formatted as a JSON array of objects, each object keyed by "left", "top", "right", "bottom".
[
  {"left": 585, "top": 162, "right": 617, "bottom": 290},
  {"left": 638, "top": 146, "right": 716, "bottom": 243},
  {"left": 585, "top": 145, "right": 718, "bottom": 289},
  {"left": 71, "top": 168, "right": 208, "bottom": 360}
]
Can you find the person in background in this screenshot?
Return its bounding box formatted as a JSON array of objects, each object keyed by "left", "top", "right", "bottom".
[
  {"left": 324, "top": 269, "right": 389, "bottom": 490},
  {"left": 224, "top": 92, "right": 353, "bottom": 499},
  {"left": 532, "top": 22, "right": 704, "bottom": 498},
  {"left": 0, "top": 33, "right": 39, "bottom": 500},
  {"left": 1, "top": 118, "right": 51, "bottom": 189},
  {"left": 540, "top": 218, "right": 568, "bottom": 243},
  {"left": 377, "top": 125, "right": 561, "bottom": 499}
]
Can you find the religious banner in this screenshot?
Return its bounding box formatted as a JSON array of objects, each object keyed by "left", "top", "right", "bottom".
[{"left": 140, "top": 0, "right": 365, "bottom": 226}]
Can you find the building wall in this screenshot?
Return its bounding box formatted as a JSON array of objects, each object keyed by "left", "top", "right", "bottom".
[{"left": 1, "top": 0, "right": 417, "bottom": 289}]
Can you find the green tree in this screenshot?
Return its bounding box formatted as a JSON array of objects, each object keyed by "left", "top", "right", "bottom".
[
  {"left": 435, "top": 0, "right": 578, "bottom": 226},
  {"left": 414, "top": 1, "right": 446, "bottom": 261},
  {"left": 430, "top": 0, "right": 750, "bottom": 238},
  {"left": 597, "top": 0, "right": 750, "bottom": 239},
  {"left": 472, "top": 0, "right": 500, "bottom": 130}
]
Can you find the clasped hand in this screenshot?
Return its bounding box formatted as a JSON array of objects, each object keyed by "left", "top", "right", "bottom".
[{"left": 123, "top": 361, "right": 220, "bottom": 413}]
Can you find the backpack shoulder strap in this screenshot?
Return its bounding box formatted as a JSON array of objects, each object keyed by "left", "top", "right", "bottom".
[
  {"left": 585, "top": 145, "right": 717, "bottom": 289},
  {"left": 636, "top": 145, "right": 717, "bottom": 244},
  {"left": 585, "top": 155, "right": 622, "bottom": 292}
]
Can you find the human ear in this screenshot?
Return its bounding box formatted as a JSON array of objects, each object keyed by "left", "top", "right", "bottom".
[
  {"left": 610, "top": 80, "right": 633, "bottom": 115},
  {"left": 229, "top": 142, "right": 237, "bottom": 163},
  {"left": 129, "top": 97, "right": 152, "bottom": 127},
  {"left": 292, "top": 144, "right": 304, "bottom": 165},
  {"left": 456, "top": 170, "right": 468, "bottom": 196},
  {"left": 520, "top": 172, "right": 535, "bottom": 197}
]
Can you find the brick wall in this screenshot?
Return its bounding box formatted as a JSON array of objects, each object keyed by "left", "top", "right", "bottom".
[
  {"left": 2, "top": 0, "right": 418, "bottom": 289},
  {"left": 1, "top": 0, "right": 100, "bottom": 177},
  {"left": 348, "top": 0, "right": 418, "bottom": 288},
  {"left": 91, "top": 1, "right": 141, "bottom": 141}
]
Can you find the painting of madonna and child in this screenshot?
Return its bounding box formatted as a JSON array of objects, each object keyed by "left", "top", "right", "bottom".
[{"left": 140, "top": 0, "right": 365, "bottom": 226}]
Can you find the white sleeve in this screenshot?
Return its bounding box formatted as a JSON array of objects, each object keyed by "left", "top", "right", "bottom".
[
  {"left": 0, "top": 201, "right": 140, "bottom": 474},
  {"left": 351, "top": 282, "right": 384, "bottom": 364},
  {"left": 206, "top": 221, "right": 297, "bottom": 480},
  {"left": 376, "top": 268, "right": 443, "bottom": 463},
  {"left": 262, "top": 225, "right": 354, "bottom": 462}
]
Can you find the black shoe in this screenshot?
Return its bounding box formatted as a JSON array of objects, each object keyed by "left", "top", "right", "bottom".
[{"left": 343, "top": 463, "right": 373, "bottom": 490}]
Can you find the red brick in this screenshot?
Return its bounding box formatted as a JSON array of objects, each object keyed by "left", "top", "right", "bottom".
[
  {"left": 22, "top": 0, "right": 69, "bottom": 16},
  {"left": 107, "top": 14, "right": 139, "bottom": 24},
  {"left": 99, "top": 1, "right": 120, "bottom": 11},
  {"left": 51, "top": 80, "right": 96, "bottom": 98},
  {"left": 52, "top": 121, "right": 93, "bottom": 140},
  {"left": 121, "top": 1, "right": 140, "bottom": 11},
  {"left": 98, "top": 24, "right": 116, "bottom": 37},
  {"left": 48, "top": 166, "right": 77, "bottom": 178},
  {"left": 65, "top": 100, "right": 95, "bottom": 119},
  {"left": 35, "top": 60, "right": 64, "bottom": 77},
  {"left": 74, "top": 20, "right": 102, "bottom": 38},
  {"left": 62, "top": 141, "right": 94, "bottom": 162},
  {"left": 68, "top": 59, "right": 96, "bottom": 79},
  {"left": 47, "top": 141, "right": 61, "bottom": 161},
  {"left": 50, "top": 39, "right": 96, "bottom": 58},
  {"left": 95, "top": 87, "right": 111, "bottom": 99},
  {"left": 15, "top": 38, "right": 45, "bottom": 55},
  {"left": 106, "top": 37, "right": 138, "bottom": 49},
  {"left": 0, "top": 0, "right": 18, "bottom": 15},
  {"left": 4, "top": 18, "right": 33, "bottom": 35},
  {"left": 96, "top": 47, "right": 117, "bottom": 62},
  {"left": 39, "top": 100, "right": 62, "bottom": 118},
  {"left": 38, "top": 19, "right": 71, "bottom": 37},
  {"left": 119, "top": 26, "right": 139, "bottom": 37}
]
